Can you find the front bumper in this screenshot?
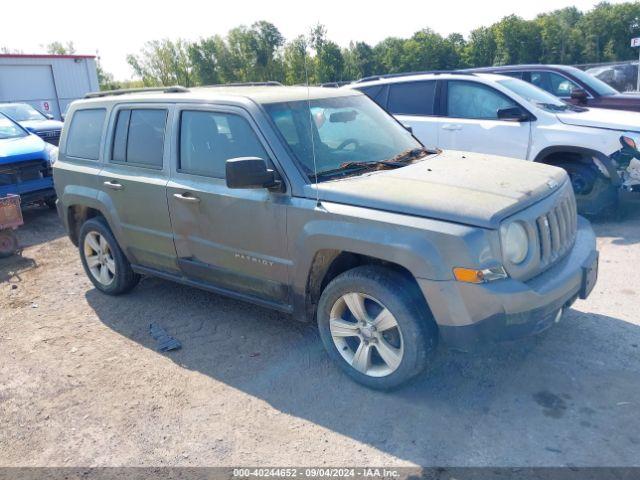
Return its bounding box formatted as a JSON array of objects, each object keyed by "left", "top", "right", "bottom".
[{"left": 418, "top": 216, "right": 598, "bottom": 350}]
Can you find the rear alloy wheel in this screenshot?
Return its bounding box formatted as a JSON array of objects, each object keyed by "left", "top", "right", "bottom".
[
  {"left": 317, "top": 265, "right": 438, "bottom": 390},
  {"left": 83, "top": 231, "right": 116, "bottom": 287},
  {"left": 79, "top": 217, "right": 140, "bottom": 295}
]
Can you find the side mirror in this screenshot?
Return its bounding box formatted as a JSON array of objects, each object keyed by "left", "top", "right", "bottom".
[
  {"left": 497, "top": 106, "right": 530, "bottom": 122},
  {"left": 45, "top": 113, "right": 54, "bottom": 120},
  {"left": 570, "top": 88, "right": 588, "bottom": 102},
  {"left": 226, "top": 157, "right": 279, "bottom": 189}
]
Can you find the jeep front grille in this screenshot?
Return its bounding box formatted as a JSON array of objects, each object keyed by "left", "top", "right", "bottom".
[{"left": 535, "top": 192, "right": 577, "bottom": 270}]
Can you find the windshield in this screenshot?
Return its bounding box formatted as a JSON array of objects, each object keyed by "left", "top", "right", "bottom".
[
  {"left": 264, "top": 94, "right": 423, "bottom": 181},
  {"left": 0, "top": 114, "right": 28, "bottom": 139},
  {"left": 498, "top": 78, "right": 576, "bottom": 112},
  {"left": 565, "top": 66, "right": 619, "bottom": 96},
  {"left": 0, "top": 103, "right": 47, "bottom": 122}
]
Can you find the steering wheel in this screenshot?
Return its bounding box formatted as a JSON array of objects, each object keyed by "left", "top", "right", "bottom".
[{"left": 336, "top": 138, "right": 360, "bottom": 151}]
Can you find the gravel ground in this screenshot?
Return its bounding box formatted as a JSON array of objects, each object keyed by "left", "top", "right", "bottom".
[{"left": 1, "top": 206, "right": 639, "bottom": 467}]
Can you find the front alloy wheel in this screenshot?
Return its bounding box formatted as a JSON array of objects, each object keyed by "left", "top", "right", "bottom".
[
  {"left": 330, "top": 293, "right": 404, "bottom": 377},
  {"left": 317, "top": 265, "right": 438, "bottom": 390}
]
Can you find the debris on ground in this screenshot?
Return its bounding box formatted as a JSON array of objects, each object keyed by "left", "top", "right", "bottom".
[{"left": 149, "top": 322, "right": 182, "bottom": 352}]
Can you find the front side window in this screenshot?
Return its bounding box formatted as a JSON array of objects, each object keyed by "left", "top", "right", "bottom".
[
  {"left": 0, "top": 114, "right": 27, "bottom": 139},
  {"left": 111, "top": 108, "right": 167, "bottom": 168},
  {"left": 388, "top": 81, "right": 436, "bottom": 116},
  {"left": 66, "top": 109, "right": 106, "bottom": 160},
  {"left": 447, "top": 81, "right": 517, "bottom": 119},
  {"left": 530, "top": 71, "right": 580, "bottom": 98},
  {"left": 0, "top": 103, "right": 46, "bottom": 122},
  {"left": 179, "top": 111, "right": 268, "bottom": 178},
  {"left": 265, "top": 94, "right": 423, "bottom": 180}
]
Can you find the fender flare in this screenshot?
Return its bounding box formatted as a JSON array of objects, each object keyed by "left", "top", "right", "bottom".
[{"left": 533, "top": 145, "right": 621, "bottom": 186}]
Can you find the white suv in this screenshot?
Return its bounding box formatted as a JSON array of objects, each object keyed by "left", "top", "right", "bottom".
[{"left": 346, "top": 72, "right": 640, "bottom": 215}]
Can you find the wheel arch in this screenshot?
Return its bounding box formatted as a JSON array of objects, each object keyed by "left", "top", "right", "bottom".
[
  {"left": 534, "top": 145, "right": 621, "bottom": 186},
  {"left": 301, "top": 249, "right": 432, "bottom": 323}
]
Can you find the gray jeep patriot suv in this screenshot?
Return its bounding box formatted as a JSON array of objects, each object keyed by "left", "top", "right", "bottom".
[{"left": 54, "top": 85, "right": 599, "bottom": 389}]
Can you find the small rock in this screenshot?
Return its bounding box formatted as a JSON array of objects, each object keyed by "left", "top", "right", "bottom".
[
  {"left": 182, "top": 453, "right": 189, "bottom": 458},
  {"left": 70, "top": 347, "right": 78, "bottom": 353},
  {"left": 11, "top": 284, "right": 17, "bottom": 290},
  {"left": 31, "top": 303, "right": 38, "bottom": 308}
]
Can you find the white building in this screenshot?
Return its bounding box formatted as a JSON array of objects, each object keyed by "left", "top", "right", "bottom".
[{"left": 0, "top": 54, "right": 99, "bottom": 120}]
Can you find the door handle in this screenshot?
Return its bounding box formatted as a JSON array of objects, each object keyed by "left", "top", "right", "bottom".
[
  {"left": 442, "top": 124, "right": 462, "bottom": 131},
  {"left": 103, "top": 180, "right": 124, "bottom": 190},
  {"left": 173, "top": 192, "right": 200, "bottom": 203}
]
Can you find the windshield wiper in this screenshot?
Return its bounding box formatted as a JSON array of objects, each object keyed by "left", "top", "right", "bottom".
[{"left": 315, "top": 147, "right": 434, "bottom": 180}]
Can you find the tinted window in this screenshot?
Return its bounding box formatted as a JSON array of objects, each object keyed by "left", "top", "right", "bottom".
[
  {"left": 126, "top": 110, "right": 167, "bottom": 167},
  {"left": 447, "top": 81, "right": 517, "bottom": 119},
  {"left": 530, "top": 71, "right": 580, "bottom": 97},
  {"left": 500, "top": 71, "right": 524, "bottom": 79},
  {"left": 66, "top": 109, "right": 106, "bottom": 160},
  {"left": 112, "top": 110, "right": 130, "bottom": 163},
  {"left": 358, "top": 85, "right": 388, "bottom": 108},
  {"left": 388, "top": 81, "right": 436, "bottom": 115},
  {"left": 179, "top": 111, "right": 268, "bottom": 178}
]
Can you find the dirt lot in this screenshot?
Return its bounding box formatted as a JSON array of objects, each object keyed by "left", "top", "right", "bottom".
[{"left": 1, "top": 207, "right": 639, "bottom": 467}]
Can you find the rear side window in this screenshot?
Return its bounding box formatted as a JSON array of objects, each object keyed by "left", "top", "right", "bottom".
[
  {"left": 387, "top": 81, "right": 436, "bottom": 116},
  {"left": 111, "top": 108, "right": 167, "bottom": 168},
  {"left": 66, "top": 109, "right": 106, "bottom": 160},
  {"left": 357, "top": 85, "right": 388, "bottom": 109},
  {"left": 179, "top": 111, "right": 268, "bottom": 179}
]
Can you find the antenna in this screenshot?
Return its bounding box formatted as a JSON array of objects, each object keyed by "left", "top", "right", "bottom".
[{"left": 303, "top": 38, "right": 321, "bottom": 207}]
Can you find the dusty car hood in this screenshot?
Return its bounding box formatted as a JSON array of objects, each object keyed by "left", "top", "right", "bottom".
[
  {"left": 313, "top": 151, "right": 568, "bottom": 229},
  {"left": 556, "top": 108, "right": 640, "bottom": 133},
  {"left": 20, "top": 119, "right": 63, "bottom": 132}
]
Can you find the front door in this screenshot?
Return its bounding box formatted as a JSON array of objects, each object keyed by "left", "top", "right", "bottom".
[
  {"left": 437, "top": 80, "right": 531, "bottom": 159},
  {"left": 166, "top": 105, "right": 290, "bottom": 308}
]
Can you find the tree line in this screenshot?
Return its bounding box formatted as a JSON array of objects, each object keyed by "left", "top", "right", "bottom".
[{"left": 15, "top": 2, "right": 636, "bottom": 89}]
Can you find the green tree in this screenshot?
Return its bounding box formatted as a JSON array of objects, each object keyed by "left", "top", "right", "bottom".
[
  {"left": 283, "top": 35, "right": 310, "bottom": 84},
  {"left": 44, "top": 41, "right": 76, "bottom": 55},
  {"left": 493, "top": 15, "right": 542, "bottom": 64},
  {"left": 463, "top": 27, "right": 497, "bottom": 66},
  {"left": 127, "top": 39, "right": 193, "bottom": 86},
  {"left": 343, "top": 41, "right": 377, "bottom": 80}
]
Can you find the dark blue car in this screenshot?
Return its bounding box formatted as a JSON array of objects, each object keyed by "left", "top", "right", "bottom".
[
  {"left": 0, "top": 112, "right": 57, "bottom": 206},
  {"left": 0, "top": 102, "right": 64, "bottom": 146}
]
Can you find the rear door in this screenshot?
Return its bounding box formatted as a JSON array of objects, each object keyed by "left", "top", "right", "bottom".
[
  {"left": 438, "top": 79, "right": 531, "bottom": 159},
  {"left": 166, "top": 105, "right": 290, "bottom": 308},
  {"left": 384, "top": 80, "right": 440, "bottom": 149},
  {"left": 97, "top": 104, "right": 177, "bottom": 273}
]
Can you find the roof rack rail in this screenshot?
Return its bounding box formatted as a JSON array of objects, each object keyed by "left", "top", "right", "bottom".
[
  {"left": 204, "top": 81, "right": 283, "bottom": 87},
  {"left": 84, "top": 85, "right": 189, "bottom": 99},
  {"left": 356, "top": 70, "right": 475, "bottom": 83}
]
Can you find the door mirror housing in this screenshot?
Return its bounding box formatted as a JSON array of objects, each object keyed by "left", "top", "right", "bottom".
[
  {"left": 570, "top": 88, "right": 588, "bottom": 102},
  {"left": 226, "top": 157, "right": 280, "bottom": 189},
  {"left": 497, "top": 106, "right": 530, "bottom": 122}
]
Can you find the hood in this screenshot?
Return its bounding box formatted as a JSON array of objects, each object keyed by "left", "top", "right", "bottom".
[
  {"left": 556, "top": 107, "right": 640, "bottom": 132},
  {"left": 20, "top": 119, "right": 63, "bottom": 132},
  {"left": 313, "top": 151, "right": 568, "bottom": 229},
  {"left": 0, "top": 134, "right": 47, "bottom": 165}
]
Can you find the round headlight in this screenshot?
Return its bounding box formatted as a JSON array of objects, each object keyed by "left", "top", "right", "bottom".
[{"left": 500, "top": 221, "right": 529, "bottom": 264}]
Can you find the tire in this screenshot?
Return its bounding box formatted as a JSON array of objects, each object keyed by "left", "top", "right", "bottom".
[
  {"left": 317, "top": 265, "right": 438, "bottom": 390},
  {"left": 556, "top": 161, "right": 617, "bottom": 217},
  {"left": 0, "top": 229, "right": 18, "bottom": 258},
  {"left": 78, "top": 217, "right": 140, "bottom": 295},
  {"left": 44, "top": 197, "right": 57, "bottom": 210}
]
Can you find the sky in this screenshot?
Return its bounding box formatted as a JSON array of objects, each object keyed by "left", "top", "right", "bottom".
[{"left": 0, "top": 0, "right": 629, "bottom": 80}]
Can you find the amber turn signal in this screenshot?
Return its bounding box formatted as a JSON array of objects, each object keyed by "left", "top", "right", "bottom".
[{"left": 453, "top": 267, "right": 485, "bottom": 284}]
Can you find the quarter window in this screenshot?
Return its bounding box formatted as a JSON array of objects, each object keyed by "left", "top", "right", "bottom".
[
  {"left": 447, "top": 81, "right": 517, "bottom": 119},
  {"left": 66, "top": 109, "right": 106, "bottom": 160},
  {"left": 387, "top": 81, "right": 436, "bottom": 116},
  {"left": 179, "top": 111, "right": 268, "bottom": 178},
  {"left": 358, "top": 85, "right": 388, "bottom": 109},
  {"left": 111, "top": 108, "right": 167, "bottom": 168}
]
